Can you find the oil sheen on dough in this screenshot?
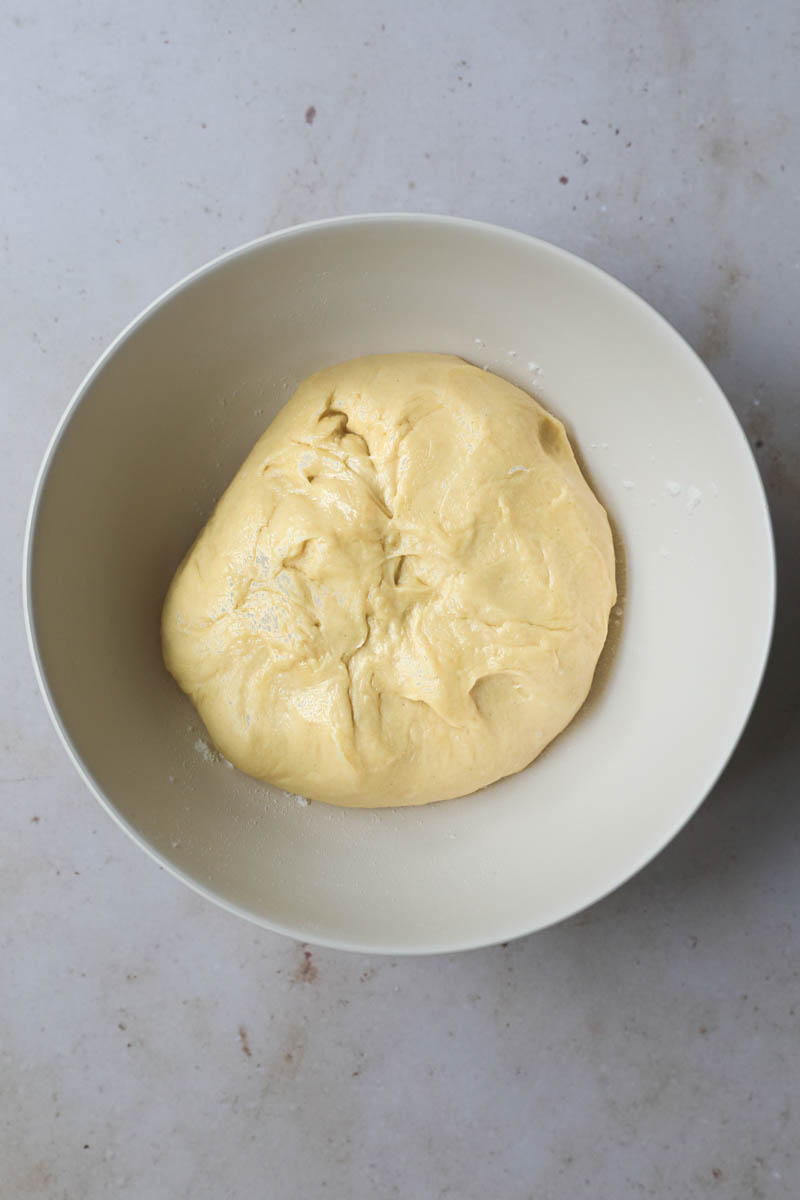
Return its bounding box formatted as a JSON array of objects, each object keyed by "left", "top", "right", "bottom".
[{"left": 162, "top": 354, "right": 616, "bottom": 807}]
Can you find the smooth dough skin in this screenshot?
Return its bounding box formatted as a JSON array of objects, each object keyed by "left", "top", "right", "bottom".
[{"left": 162, "top": 353, "right": 616, "bottom": 807}]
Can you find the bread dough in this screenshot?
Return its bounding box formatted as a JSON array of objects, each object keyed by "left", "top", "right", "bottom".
[{"left": 162, "top": 353, "right": 616, "bottom": 807}]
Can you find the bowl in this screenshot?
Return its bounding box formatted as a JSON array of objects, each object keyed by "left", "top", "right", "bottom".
[{"left": 24, "top": 214, "right": 775, "bottom": 953}]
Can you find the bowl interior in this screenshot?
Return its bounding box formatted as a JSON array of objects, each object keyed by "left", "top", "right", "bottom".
[{"left": 27, "top": 216, "right": 774, "bottom": 952}]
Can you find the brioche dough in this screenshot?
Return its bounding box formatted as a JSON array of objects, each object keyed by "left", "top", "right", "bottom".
[{"left": 162, "top": 353, "right": 615, "bottom": 807}]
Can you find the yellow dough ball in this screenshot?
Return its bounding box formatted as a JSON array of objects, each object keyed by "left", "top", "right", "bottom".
[{"left": 162, "top": 353, "right": 616, "bottom": 807}]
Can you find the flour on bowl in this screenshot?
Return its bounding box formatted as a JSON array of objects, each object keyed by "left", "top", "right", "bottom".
[
  {"left": 686, "top": 485, "right": 703, "bottom": 514},
  {"left": 195, "top": 734, "right": 230, "bottom": 763},
  {"left": 285, "top": 792, "right": 310, "bottom": 807}
]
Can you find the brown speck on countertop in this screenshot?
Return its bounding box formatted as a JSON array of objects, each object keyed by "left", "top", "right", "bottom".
[
  {"left": 201, "top": 121, "right": 207, "bottom": 129},
  {"left": 293, "top": 945, "right": 318, "bottom": 983},
  {"left": 581, "top": 117, "right": 588, "bottom": 125},
  {"left": 31, "top": 815, "right": 39, "bottom": 822},
  {"left": 305, "top": 105, "right": 316, "bottom": 125},
  {"left": 712, "top": 1167, "right": 723, "bottom": 1181},
  {"left": 559, "top": 175, "right": 569, "bottom": 185},
  {"left": 699, "top": 263, "right": 742, "bottom": 363},
  {"left": 238, "top": 1025, "right": 252, "bottom": 1057}
]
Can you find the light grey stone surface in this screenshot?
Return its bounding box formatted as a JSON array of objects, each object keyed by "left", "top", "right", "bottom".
[{"left": 3, "top": 2, "right": 798, "bottom": 1197}]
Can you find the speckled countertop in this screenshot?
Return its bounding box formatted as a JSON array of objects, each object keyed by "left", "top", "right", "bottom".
[{"left": 3, "top": 3, "right": 799, "bottom": 1197}]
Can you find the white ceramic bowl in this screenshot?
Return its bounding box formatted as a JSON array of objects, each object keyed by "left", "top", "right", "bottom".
[{"left": 24, "top": 215, "right": 774, "bottom": 953}]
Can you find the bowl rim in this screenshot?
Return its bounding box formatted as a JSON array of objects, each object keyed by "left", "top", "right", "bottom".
[{"left": 23, "top": 212, "right": 777, "bottom": 954}]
